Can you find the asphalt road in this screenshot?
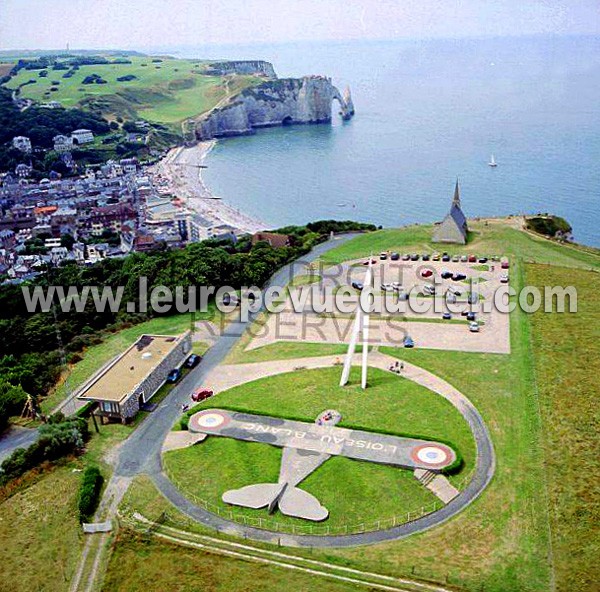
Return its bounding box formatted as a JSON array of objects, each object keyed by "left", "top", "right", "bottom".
[{"left": 0, "top": 426, "right": 39, "bottom": 464}]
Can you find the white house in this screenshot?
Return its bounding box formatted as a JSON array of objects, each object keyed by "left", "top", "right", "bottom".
[
  {"left": 12, "top": 136, "right": 32, "bottom": 153},
  {"left": 53, "top": 135, "right": 74, "bottom": 153},
  {"left": 71, "top": 129, "right": 95, "bottom": 145}
]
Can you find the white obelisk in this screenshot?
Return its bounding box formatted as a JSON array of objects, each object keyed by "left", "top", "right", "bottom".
[{"left": 340, "top": 257, "right": 373, "bottom": 389}]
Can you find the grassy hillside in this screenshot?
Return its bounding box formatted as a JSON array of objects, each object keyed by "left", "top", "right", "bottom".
[
  {"left": 4, "top": 56, "right": 261, "bottom": 125},
  {"left": 527, "top": 264, "right": 600, "bottom": 592}
]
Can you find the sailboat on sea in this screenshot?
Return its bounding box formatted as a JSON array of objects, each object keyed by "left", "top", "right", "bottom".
[{"left": 488, "top": 154, "right": 498, "bottom": 167}]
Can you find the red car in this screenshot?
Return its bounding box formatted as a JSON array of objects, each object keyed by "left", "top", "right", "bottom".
[
  {"left": 191, "top": 388, "right": 214, "bottom": 402},
  {"left": 468, "top": 254, "right": 477, "bottom": 262},
  {"left": 421, "top": 269, "right": 434, "bottom": 278}
]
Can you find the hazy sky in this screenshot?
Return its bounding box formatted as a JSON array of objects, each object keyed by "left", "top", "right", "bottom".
[{"left": 1, "top": 0, "right": 599, "bottom": 50}]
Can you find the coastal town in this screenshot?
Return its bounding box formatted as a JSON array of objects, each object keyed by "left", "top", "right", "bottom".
[{"left": 0, "top": 140, "right": 264, "bottom": 283}]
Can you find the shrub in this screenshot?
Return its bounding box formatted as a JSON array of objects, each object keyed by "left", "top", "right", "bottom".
[
  {"left": 78, "top": 465, "right": 104, "bottom": 522},
  {"left": 0, "top": 417, "right": 89, "bottom": 487}
]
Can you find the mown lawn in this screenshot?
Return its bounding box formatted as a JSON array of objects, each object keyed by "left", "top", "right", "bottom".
[
  {"left": 320, "top": 219, "right": 600, "bottom": 270},
  {"left": 527, "top": 264, "right": 600, "bottom": 592},
  {"left": 164, "top": 366, "right": 474, "bottom": 533}
]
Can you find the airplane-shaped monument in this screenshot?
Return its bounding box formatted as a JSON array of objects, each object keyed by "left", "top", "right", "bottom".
[{"left": 189, "top": 408, "right": 457, "bottom": 521}]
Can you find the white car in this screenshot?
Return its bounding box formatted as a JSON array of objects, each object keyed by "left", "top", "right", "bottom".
[
  {"left": 500, "top": 274, "right": 509, "bottom": 283},
  {"left": 469, "top": 321, "right": 480, "bottom": 332},
  {"left": 381, "top": 283, "right": 394, "bottom": 292}
]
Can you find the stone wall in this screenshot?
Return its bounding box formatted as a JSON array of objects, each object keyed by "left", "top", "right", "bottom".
[{"left": 121, "top": 331, "right": 192, "bottom": 420}]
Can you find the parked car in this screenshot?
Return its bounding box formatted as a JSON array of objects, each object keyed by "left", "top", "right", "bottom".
[
  {"left": 442, "top": 253, "right": 451, "bottom": 262},
  {"left": 442, "top": 312, "right": 452, "bottom": 320},
  {"left": 184, "top": 354, "right": 202, "bottom": 368},
  {"left": 421, "top": 269, "right": 433, "bottom": 278},
  {"left": 478, "top": 257, "right": 488, "bottom": 263},
  {"left": 469, "top": 321, "right": 480, "bottom": 333},
  {"left": 410, "top": 253, "right": 419, "bottom": 261},
  {"left": 381, "top": 283, "right": 394, "bottom": 292},
  {"left": 390, "top": 252, "right": 400, "bottom": 261},
  {"left": 432, "top": 252, "right": 441, "bottom": 261},
  {"left": 461, "top": 310, "right": 470, "bottom": 316},
  {"left": 363, "top": 258, "right": 377, "bottom": 265},
  {"left": 467, "top": 293, "right": 479, "bottom": 304},
  {"left": 452, "top": 272, "right": 467, "bottom": 281},
  {"left": 452, "top": 255, "right": 460, "bottom": 262},
  {"left": 423, "top": 283, "right": 436, "bottom": 295},
  {"left": 422, "top": 253, "right": 430, "bottom": 261},
  {"left": 402, "top": 253, "right": 411, "bottom": 261},
  {"left": 460, "top": 255, "right": 468, "bottom": 262},
  {"left": 466, "top": 312, "right": 476, "bottom": 321},
  {"left": 446, "top": 293, "right": 457, "bottom": 304},
  {"left": 380, "top": 252, "right": 388, "bottom": 260},
  {"left": 351, "top": 281, "right": 364, "bottom": 291},
  {"left": 500, "top": 274, "right": 509, "bottom": 283},
  {"left": 191, "top": 388, "right": 214, "bottom": 402},
  {"left": 501, "top": 258, "right": 510, "bottom": 269},
  {"left": 391, "top": 281, "right": 402, "bottom": 289},
  {"left": 404, "top": 335, "right": 415, "bottom": 348},
  {"left": 449, "top": 287, "right": 462, "bottom": 296},
  {"left": 468, "top": 254, "right": 477, "bottom": 262},
  {"left": 166, "top": 368, "right": 181, "bottom": 383},
  {"left": 441, "top": 270, "right": 453, "bottom": 279}
]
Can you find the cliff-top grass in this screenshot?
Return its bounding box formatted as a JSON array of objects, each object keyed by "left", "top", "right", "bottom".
[{"left": 3, "top": 56, "right": 262, "bottom": 124}]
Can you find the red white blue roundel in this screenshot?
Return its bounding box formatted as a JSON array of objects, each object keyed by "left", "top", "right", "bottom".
[
  {"left": 192, "top": 410, "right": 230, "bottom": 430},
  {"left": 410, "top": 443, "right": 452, "bottom": 468}
]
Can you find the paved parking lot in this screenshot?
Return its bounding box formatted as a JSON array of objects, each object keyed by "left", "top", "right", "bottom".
[{"left": 248, "top": 257, "right": 511, "bottom": 354}]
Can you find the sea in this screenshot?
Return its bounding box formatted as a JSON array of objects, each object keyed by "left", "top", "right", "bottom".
[{"left": 165, "top": 36, "right": 600, "bottom": 246}]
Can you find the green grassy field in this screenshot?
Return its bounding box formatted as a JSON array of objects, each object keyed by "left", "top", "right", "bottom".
[
  {"left": 4, "top": 56, "right": 261, "bottom": 123},
  {"left": 0, "top": 466, "right": 83, "bottom": 591},
  {"left": 185, "top": 221, "right": 600, "bottom": 590},
  {"left": 102, "top": 530, "right": 363, "bottom": 592},
  {"left": 527, "top": 264, "right": 600, "bottom": 592},
  {"left": 321, "top": 219, "right": 600, "bottom": 270},
  {"left": 164, "top": 366, "right": 474, "bottom": 533}
]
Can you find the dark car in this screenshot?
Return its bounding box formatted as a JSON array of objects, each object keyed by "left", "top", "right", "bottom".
[
  {"left": 441, "top": 270, "right": 453, "bottom": 279},
  {"left": 404, "top": 335, "right": 415, "bottom": 348},
  {"left": 166, "top": 368, "right": 181, "bottom": 383},
  {"left": 452, "top": 273, "right": 467, "bottom": 281},
  {"left": 442, "top": 253, "right": 451, "bottom": 262},
  {"left": 184, "top": 354, "right": 202, "bottom": 369},
  {"left": 390, "top": 252, "right": 400, "bottom": 261},
  {"left": 422, "top": 253, "right": 430, "bottom": 261},
  {"left": 442, "top": 312, "right": 452, "bottom": 320},
  {"left": 478, "top": 257, "right": 488, "bottom": 263},
  {"left": 351, "top": 281, "right": 364, "bottom": 291},
  {"left": 410, "top": 253, "right": 419, "bottom": 261},
  {"left": 466, "top": 312, "right": 476, "bottom": 321},
  {"left": 379, "top": 252, "right": 388, "bottom": 260}
]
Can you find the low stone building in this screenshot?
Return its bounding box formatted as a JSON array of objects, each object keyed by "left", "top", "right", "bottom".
[
  {"left": 432, "top": 180, "right": 469, "bottom": 244},
  {"left": 77, "top": 332, "right": 192, "bottom": 423}
]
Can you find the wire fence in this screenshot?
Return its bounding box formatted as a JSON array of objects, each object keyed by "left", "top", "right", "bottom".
[{"left": 163, "top": 465, "right": 474, "bottom": 536}]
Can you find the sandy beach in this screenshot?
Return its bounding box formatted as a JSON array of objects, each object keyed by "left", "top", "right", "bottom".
[{"left": 148, "top": 141, "right": 265, "bottom": 234}]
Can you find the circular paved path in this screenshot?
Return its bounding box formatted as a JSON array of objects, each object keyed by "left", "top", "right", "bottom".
[{"left": 152, "top": 352, "right": 496, "bottom": 547}]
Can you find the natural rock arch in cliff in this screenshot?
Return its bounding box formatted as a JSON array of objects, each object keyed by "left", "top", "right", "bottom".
[{"left": 195, "top": 76, "right": 355, "bottom": 141}]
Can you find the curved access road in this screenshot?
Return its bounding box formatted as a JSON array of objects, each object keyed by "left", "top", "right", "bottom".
[{"left": 112, "top": 233, "right": 495, "bottom": 547}]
